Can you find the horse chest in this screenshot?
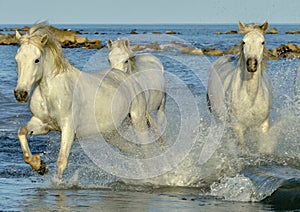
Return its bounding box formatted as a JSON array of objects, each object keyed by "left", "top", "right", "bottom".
[
  {"left": 230, "top": 90, "right": 270, "bottom": 126},
  {"left": 30, "top": 86, "right": 69, "bottom": 130}
]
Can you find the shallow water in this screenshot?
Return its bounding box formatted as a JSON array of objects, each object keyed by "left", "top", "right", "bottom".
[{"left": 0, "top": 24, "right": 299, "bottom": 211}]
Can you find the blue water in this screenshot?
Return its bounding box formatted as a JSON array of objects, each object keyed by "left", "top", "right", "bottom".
[{"left": 0, "top": 24, "right": 299, "bottom": 211}]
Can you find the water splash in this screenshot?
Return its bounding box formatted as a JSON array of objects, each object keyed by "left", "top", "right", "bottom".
[{"left": 210, "top": 174, "right": 257, "bottom": 202}]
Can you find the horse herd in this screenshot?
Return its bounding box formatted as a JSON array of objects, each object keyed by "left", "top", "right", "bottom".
[{"left": 13, "top": 21, "right": 272, "bottom": 180}]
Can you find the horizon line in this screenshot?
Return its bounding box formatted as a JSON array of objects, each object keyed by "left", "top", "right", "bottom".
[{"left": 0, "top": 22, "right": 299, "bottom": 26}]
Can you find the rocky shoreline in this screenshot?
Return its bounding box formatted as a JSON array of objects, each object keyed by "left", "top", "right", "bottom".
[{"left": 1, "top": 25, "right": 300, "bottom": 60}]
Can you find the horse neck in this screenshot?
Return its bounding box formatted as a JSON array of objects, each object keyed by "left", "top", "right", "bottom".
[
  {"left": 39, "top": 49, "right": 79, "bottom": 88},
  {"left": 233, "top": 62, "right": 264, "bottom": 101}
]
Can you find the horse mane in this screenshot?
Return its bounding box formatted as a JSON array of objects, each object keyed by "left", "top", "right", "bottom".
[
  {"left": 19, "top": 22, "right": 71, "bottom": 74},
  {"left": 128, "top": 55, "right": 137, "bottom": 73}
]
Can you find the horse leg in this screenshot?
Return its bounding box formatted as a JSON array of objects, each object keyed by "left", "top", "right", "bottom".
[
  {"left": 258, "top": 117, "right": 274, "bottom": 154},
  {"left": 261, "top": 118, "right": 270, "bottom": 133},
  {"left": 129, "top": 92, "right": 152, "bottom": 159},
  {"left": 157, "top": 93, "right": 166, "bottom": 126},
  {"left": 57, "top": 125, "right": 75, "bottom": 180},
  {"left": 18, "top": 117, "right": 49, "bottom": 175},
  {"left": 234, "top": 124, "right": 246, "bottom": 148}
]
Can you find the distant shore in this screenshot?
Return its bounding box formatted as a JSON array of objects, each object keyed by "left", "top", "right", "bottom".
[{"left": 1, "top": 25, "right": 300, "bottom": 60}]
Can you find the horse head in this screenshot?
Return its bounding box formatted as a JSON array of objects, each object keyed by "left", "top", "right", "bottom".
[
  {"left": 14, "top": 30, "right": 48, "bottom": 102},
  {"left": 107, "top": 38, "right": 135, "bottom": 73},
  {"left": 238, "top": 22, "right": 268, "bottom": 73}
]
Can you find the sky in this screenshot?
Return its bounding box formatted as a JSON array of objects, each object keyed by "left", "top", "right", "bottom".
[{"left": 0, "top": 0, "right": 299, "bottom": 24}]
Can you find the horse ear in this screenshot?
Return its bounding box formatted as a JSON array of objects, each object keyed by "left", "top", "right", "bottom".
[
  {"left": 124, "top": 39, "right": 130, "bottom": 47},
  {"left": 41, "top": 34, "right": 48, "bottom": 46},
  {"left": 260, "top": 21, "right": 269, "bottom": 33},
  {"left": 15, "top": 31, "right": 22, "bottom": 40},
  {"left": 107, "top": 39, "right": 113, "bottom": 49},
  {"left": 238, "top": 21, "right": 245, "bottom": 31}
]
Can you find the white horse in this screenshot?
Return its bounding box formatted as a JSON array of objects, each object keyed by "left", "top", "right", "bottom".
[
  {"left": 107, "top": 38, "right": 166, "bottom": 127},
  {"left": 14, "top": 23, "right": 150, "bottom": 180},
  {"left": 207, "top": 21, "right": 272, "bottom": 147}
]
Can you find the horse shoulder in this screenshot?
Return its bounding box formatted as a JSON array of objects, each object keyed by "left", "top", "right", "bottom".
[{"left": 135, "top": 54, "right": 164, "bottom": 71}]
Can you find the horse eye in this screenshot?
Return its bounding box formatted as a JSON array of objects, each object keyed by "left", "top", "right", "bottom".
[
  {"left": 242, "top": 41, "right": 245, "bottom": 45},
  {"left": 262, "top": 41, "right": 265, "bottom": 45},
  {"left": 125, "top": 60, "right": 129, "bottom": 64},
  {"left": 35, "top": 59, "right": 40, "bottom": 64}
]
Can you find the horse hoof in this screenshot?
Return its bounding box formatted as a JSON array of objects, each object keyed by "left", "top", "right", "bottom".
[{"left": 37, "top": 160, "right": 48, "bottom": 175}]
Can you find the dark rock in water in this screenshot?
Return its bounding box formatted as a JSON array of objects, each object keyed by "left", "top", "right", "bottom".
[
  {"left": 214, "top": 31, "right": 222, "bottom": 35},
  {"left": 214, "top": 30, "right": 238, "bottom": 35},
  {"left": 130, "top": 31, "right": 138, "bottom": 34},
  {"left": 181, "top": 47, "right": 203, "bottom": 55},
  {"left": 165, "top": 30, "right": 176, "bottom": 34},
  {"left": 267, "top": 27, "right": 278, "bottom": 34},
  {"left": 286, "top": 30, "right": 300, "bottom": 34},
  {"left": 83, "top": 39, "right": 102, "bottom": 49},
  {"left": 152, "top": 31, "right": 162, "bottom": 34},
  {"left": 203, "top": 48, "right": 223, "bottom": 56},
  {"left": 270, "top": 43, "right": 300, "bottom": 59},
  {"left": 131, "top": 42, "right": 161, "bottom": 51},
  {"left": 224, "top": 30, "right": 238, "bottom": 34},
  {"left": 287, "top": 42, "right": 300, "bottom": 52}
]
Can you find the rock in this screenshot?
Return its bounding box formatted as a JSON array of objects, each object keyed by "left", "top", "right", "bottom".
[
  {"left": 285, "top": 52, "right": 300, "bottom": 59},
  {"left": 287, "top": 42, "right": 300, "bottom": 52},
  {"left": 204, "top": 48, "right": 223, "bottom": 56},
  {"left": 131, "top": 42, "right": 161, "bottom": 51},
  {"left": 270, "top": 43, "right": 300, "bottom": 59},
  {"left": 272, "top": 44, "right": 290, "bottom": 58},
  {"left": 83, "top": 39, "right": 101, "bottom": 49},
  {"left": 49, "top": 26, "right": 76, "bottom": 43},
  {"left": 214, "top": 30, "right": 237, "bottom": 35},
  {"left": 170, "top": 41, "right": 188, "bottom": 48},
  {"left": 181, "top": 47, "right": 203, "bottom": 55},
  {"left": 75, "top": 36, "right": 88, "bottom": 44},
  {"left": 152, "top": 32, "right": 162, "bottom": 34},
  {"left": 225, "top": 44, "right": 240, "bottom": 55},
  {"left": 130, "top": 31, "right": 138, "bottom": 34},
  {"left": 224, "top": 30, "right": 238, "bottom": 34},
  {"left": 267, "top": 27, "right": 278, "bottom": 34},
  {"left": 165, "top": 30, "right": 176, "bottom": 34},
  {"left": 131, "top": 45, "right": 147, "bottom": 51},
  {"left": 286, "top": 30, "right": 300, "bottom": 34},
  {"left": 0, "top": 34, "right": 18, "bottom": 45},
  {"left": 61, "top": 40, "right": 78, "bottom": 48},
  {"left": 22, "top": 26, "right": 30, "bottom": 31}
]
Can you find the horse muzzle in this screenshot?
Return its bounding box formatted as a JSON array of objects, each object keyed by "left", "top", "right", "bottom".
[
  {"left": 14, "top": 89, "right": 29, "bottom": 103},
  {"left": 246, "top": 58, "right": 258, "bottom": 72}
]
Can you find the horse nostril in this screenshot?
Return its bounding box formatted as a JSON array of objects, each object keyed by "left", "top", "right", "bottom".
[
  {"left": 246, "top": 58, "right": 258, "bottom": 72},
  {"left": 14, "top": 90, "right": 29, "bottom": 102},
  {"left": 22, "top": 91, "right": 28, "bottom": 98}
]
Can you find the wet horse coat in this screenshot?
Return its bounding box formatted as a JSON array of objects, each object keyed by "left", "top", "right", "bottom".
[
  {"left": 14, "top": 23, "right": 150, "bottom": 180},
  {"left": 207, "top": 22, "right": 272, "bottom": 147},
  {"left": 108, "top": 38, "right": 166, "bottom": 126}
]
